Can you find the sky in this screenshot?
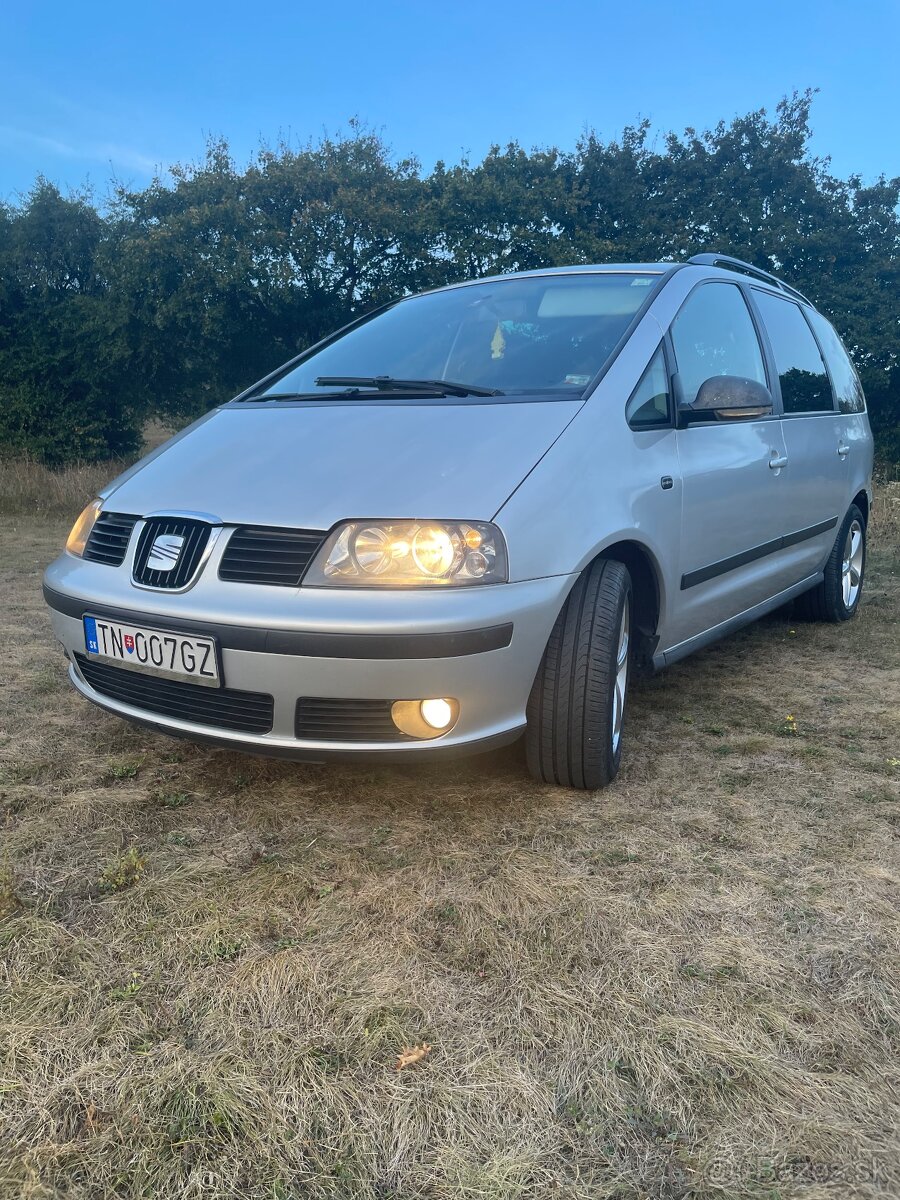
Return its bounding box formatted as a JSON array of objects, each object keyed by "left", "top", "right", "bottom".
[{"left": 1, "top": 0, "right": 897, "bottom": 204}]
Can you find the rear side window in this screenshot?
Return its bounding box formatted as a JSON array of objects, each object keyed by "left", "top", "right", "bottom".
[
  {"left": 671, "top": 283, "right": 767, "bottom": 405},
  {"left": 753, "top": 291, "right": 834, "bottom": 414},
  {"left": 626, "top": 345, "right": 670, "bottom": 428},
  {"left": 805, "top": 309, "right": 866, "bottom": 413}
]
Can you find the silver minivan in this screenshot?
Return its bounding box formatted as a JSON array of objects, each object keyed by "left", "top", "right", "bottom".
[{"left": 44, "top": 254, "right": 874, "bottom": 788}]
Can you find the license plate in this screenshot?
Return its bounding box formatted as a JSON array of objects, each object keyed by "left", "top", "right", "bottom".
[{"left": 83, "top": 615, "right": 220, "bottom": 687}]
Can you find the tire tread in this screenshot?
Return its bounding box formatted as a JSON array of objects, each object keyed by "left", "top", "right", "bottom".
[{"left": 526, "top": 558, "right": 631, "bottom": 790}]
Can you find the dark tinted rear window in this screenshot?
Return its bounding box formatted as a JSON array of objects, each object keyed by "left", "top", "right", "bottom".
[
  {"left": 753, "top": 290, "right": 834, "bottom": 415},
  {"left": 806, "top": 310, "right": 866, "bottom": 413}
]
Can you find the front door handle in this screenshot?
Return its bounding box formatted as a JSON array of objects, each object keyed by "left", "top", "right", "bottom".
[
  {"left": 769, "top": 453, "right": 789, "bottom": 470},
  {"left": 838, "top": 443, "right": 850, "bottom": 458}
]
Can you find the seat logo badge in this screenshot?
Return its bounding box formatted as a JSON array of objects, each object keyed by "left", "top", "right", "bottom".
[{"left": 147, "top": 533, "right": 185, "bottom": 572}]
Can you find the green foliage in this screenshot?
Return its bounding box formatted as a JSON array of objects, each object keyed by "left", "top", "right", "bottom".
[
  {"left": 0, "top": 98, "right": 898, "bottom": 464},
  {"left": 98, "top": 845, "right": 145, "bottom": 892},
  {"left": 0, "top": 377, "right": 140, "bottom": 467},
  {"left": 0, "top": 180, "right": 142, "bottom": 465}
]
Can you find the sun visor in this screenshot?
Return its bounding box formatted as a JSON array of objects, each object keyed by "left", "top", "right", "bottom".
[{"left": 537, "top": 281, "right": 651, "bottom": 317}]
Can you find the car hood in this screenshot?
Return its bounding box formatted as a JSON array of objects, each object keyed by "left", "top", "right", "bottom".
[{"left": 105, "top": 400, "right": 583, "bottom": 528}]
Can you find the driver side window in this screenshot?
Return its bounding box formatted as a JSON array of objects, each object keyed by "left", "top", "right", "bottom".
[{"left": 671, "top": 283, "right": 767, "bottom": 405}]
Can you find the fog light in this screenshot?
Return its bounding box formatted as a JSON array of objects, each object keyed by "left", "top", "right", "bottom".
[
  {"left": 421, "top": 698, "right": 454, "bottom": 729},
  {"left": 391, "top": 697, "right": 459, "bottom": 739}
]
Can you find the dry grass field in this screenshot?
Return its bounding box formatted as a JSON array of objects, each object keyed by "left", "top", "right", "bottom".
[{"left": 1, "top": 461, "right": 899, "bottom": 1200}]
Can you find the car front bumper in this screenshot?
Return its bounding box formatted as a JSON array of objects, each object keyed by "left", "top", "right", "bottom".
[{"left": 43, "top": 553, "right": 573, "bottom": 761}]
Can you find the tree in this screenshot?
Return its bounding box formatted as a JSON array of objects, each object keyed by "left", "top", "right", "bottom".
[
  {"left": 106, "top": 127, "right": 433, "bottom": 424},
  {"left": 0, "top": 99, "right": 897, "bottom": 465},
  {"left": 428, "top": 143, "right": 574, "bottom": 279},
  {"left": 0, "top": 180, "right": 140, "bottom": 465}
]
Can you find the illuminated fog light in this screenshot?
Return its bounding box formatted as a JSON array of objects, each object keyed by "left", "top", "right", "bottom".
[
  {"left": 420, "top": 698, "right": 454, "bottom": 729},
  {"left": 391, "top": 698, "right": 460, "bottom": 739}
]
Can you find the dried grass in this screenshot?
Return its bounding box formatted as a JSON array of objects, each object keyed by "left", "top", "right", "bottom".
[
  {"left": 0, "top": 457, "right": 127, "bottom": 518},
  {"left": 0, "top": 421, "right": 173, "bottom": 519},
  {"left": 0, "top": 505, "right": 898, "bottom": 1199},
  {"left": 871, "top": 478, "right": 900, "bottom": 546}
]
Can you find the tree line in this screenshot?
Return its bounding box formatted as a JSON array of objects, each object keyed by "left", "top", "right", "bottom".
[{"left": 1, "top": 92, "right": 897, "bottom": 466}]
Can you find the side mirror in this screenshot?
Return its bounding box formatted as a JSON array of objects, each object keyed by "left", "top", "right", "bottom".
[{"left": 679, "top": 376, "right": 774, "bottom": 425}]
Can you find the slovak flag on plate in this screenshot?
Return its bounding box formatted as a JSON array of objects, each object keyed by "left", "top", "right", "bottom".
[{"left": 124, "top": 634, "right": 135, "bottom": 654}]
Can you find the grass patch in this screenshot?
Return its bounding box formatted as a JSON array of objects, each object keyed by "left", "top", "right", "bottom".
[
  {"left": 0, "top": 493, "right": 898, "bottom": 1197},
  {"left": 0, "top": 455, "right": 129, "bottom": 517},
  {"left": 98, "top": 845, "right": 145, "bottom": 893},
  {"left": 0, "top": 421, "right": 172, "bottom": 518}
]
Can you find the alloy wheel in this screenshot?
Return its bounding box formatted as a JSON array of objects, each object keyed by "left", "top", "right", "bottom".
[
  {"left": 611, "top": 597, "right": 630, "bottom": 754},
  {"left": 842, "top": 519, "right": 864, "bottom": 609}
]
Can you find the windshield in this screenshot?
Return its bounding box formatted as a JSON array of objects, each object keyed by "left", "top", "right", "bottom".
[{"left": 260, "top": 273, "right": 659, "bottom": 399}]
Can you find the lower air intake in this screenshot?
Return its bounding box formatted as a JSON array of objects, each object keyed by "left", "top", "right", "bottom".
[
  {"left": 295, "top": 698, "right": 412, "bottom": 742},
  {"left": 75, "top": 655, "right": 274, "bottom": 734}
]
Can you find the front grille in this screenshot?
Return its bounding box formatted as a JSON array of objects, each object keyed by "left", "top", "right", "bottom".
[
  {"left": 83, "top": 512, "right": 140, "bottom": 565},
  {"left": 132, "top": 518, "right": 212, "bottom": 589},
  {"left": 75, "top": 654, "right": 274, "bottom": 734},
  {"left": 218, "top": 526, "right": 326, "bottom": 587},
  {"left": 295, "top": 698, "right": 412, "bottom": 742}
]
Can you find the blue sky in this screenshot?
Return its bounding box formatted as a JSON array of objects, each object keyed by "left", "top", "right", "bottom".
[{"left": 1, "top": 0, "right": 897, "bottom": 203}]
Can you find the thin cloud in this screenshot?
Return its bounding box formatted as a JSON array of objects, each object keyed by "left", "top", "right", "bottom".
[{"left": 0, "top": 124, "right": 160, "bottom": 175}]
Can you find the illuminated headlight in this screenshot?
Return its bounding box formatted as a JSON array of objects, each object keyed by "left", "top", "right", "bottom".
[
  {"left": 66, "top": 499, "right": 103, "bottom": 557},
  {"left": 305, "top": 520, "right": 508, "bottom": 587}
]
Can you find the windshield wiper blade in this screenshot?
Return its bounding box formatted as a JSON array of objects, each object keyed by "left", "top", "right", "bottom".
[
  {"left": 246, "top": 390, "right": 368, "bottom": 401},
  {"left": 245, "top": 392, "right": 317, "bottom": 401},
  {"left": 315, "top": 375, "right": 503, "bottom": 397}
]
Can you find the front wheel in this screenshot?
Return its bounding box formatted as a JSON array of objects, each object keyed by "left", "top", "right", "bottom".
[
  {"left": 526, "top": 558, "right": 632, "bottom": 790},
  {"left": 796, "top": 504, "right": 866, "bottom": 623}
]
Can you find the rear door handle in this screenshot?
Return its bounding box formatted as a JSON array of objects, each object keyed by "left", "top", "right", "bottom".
[
  {"left": 769, "top": 453, "right": 789, "bottom": 470},
  {"left": 838, "top": 443, "right": 850, "bottom": 458}
]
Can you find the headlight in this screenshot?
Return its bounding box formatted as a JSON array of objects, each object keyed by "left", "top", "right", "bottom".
[
  {"left": 66, "top": 499, "right": 103, "bottom": 557},
  {"left": 305, "top": 520, "right": 508, "bottom": 587}
]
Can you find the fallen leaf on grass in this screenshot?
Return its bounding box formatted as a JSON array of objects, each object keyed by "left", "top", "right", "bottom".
[{"left": 396, "top": 1043, "right": 431, "bottom": 1071}]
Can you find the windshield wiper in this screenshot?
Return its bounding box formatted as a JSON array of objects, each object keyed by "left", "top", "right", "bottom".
[
  {"left": 315, "top": 375, "right": 504, "bottom": 397},
  {"left": 243, "top": 392, "right": 326, "bottom": 402},
  {"left": 250, "top": 387, "right": 445, "bottom": 402}
]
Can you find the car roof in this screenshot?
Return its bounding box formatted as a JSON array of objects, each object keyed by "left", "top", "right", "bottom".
[
  {"left": 439, "top": 263, "right": 673, "bottom": 286},
  {"left": 421, "top": 259, "right": 814, "bottom": 308},
  {"left": 417, "top": 263, "right": 680, "bottom": 300}
]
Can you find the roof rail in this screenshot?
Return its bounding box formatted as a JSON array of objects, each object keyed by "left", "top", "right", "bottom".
[{"left": 687, "top": 253, "right": 810, "bottom": 304}]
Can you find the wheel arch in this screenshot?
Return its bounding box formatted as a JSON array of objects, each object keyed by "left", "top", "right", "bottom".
[
  {"left": 851, "top": 489, "right": 869, "bottom": 525},
  {"left": 595, "top": 539, "right": 663, "bottom": 671}
]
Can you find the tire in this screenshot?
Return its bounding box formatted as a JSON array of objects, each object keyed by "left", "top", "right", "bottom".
[
  {"left": 795, "top": 504, "right": 866, "bottom": 623},
  {"left": 526, "top": 558, "right": 632, "bottom": 790}
]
